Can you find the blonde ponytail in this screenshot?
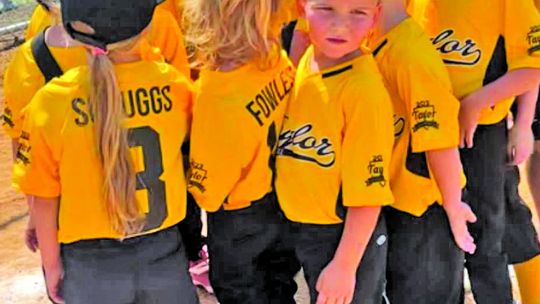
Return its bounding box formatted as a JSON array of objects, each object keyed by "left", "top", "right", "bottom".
[{"left": 88, "top": 53, "right": 143, "bottom": 236}]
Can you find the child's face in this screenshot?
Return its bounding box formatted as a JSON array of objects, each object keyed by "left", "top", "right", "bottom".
[{"left": 304, "top": 0, "right": 380, "bottom": 59}]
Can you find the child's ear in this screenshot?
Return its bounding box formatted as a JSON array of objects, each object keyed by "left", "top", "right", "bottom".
[
  {"left": 296, "top": 0, "right": 306, "bottom": 18},
  {"left": 371, "top": 3, "right": 383, "bottom": 28}
]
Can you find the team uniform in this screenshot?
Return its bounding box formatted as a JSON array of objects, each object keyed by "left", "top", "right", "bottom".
[
  {"left": 2, "top": 7, "right": 190, "bottom": 141},
  {"left": 188, "top": 50, "right": 300, "bottom": 304},
  {"left": 370, "top": 18, "right": 465, "bottom": 303},
  {"left": 275, "top": 45, "right": 394, "bottom": 304},
  {"left": 12, "top": 60, "right": 198, "bottom": 303},
  {"left": 419, "top": 0, "right": 540, "bottom": 302},
  {"left": 25, "top": 3, "right": 54, "bottom": 40}
]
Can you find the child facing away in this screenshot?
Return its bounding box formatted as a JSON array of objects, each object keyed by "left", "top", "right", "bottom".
[
  {"left": 12, "top": 0, "right": 199, "bottom": 302},
  {"left": 185, "top": 0, "right": 301, "bottom": 303}
]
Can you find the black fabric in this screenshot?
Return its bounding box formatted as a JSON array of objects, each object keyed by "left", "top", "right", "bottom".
[
  {"left": 281, "top": 21, "right": 297, "bottom": 55},
  {"left": 372, "top": 39, "right": 388, "bottom": 57},
  {"left": 178, "top": 192, "right": 205, "bottom": 261},
  {"left": 61, "top": 0, "right": 163, "bottom": 50},
  {"left": 289, "top": 214, "right": 387, "bottom": 304},
  {"left": 61, "top": 227, "right": 198, "bottom": 304},
  {"left": 207, "top": 193, "right": 300, "bottom": 304},
  {"left": 405, "top": 137, "right": 430, "bottom": 178},
  {"left": 31, "top": 31, "right": 63, "bottom": 83},
  {"left": 460, "top": 120, "right": 513, "bottom": 304},
  {"left": 384, "top": 205, "right": 464, "bottom": 304},
  {"left": 483, "top": 36, "right": 508, "bottom": 87},
  {"left": 503, "top": 166, "right": 540, "bottom": 264}
]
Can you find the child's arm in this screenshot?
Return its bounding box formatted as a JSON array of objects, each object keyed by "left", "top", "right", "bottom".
[
  {"left": 426, "top": 148, "right": 477, "bottom": 254},
  {"left": 460, "top": 68, "right": 540, "bottom": 148},
  {"left": 34, "top": 196, "right": 64, "bottom": 304},
  {"left": 508, "top": 89, "right": 539, "bottom": 165},
  {"left": 315, "top": 206, "right": 381, "bottom": 304}
]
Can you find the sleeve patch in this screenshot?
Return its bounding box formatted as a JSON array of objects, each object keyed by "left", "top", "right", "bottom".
[
  {"left": 365, "top": 155, "right": 387, "bottom": 187},
  {"left": 187, "top": 160, "right": 207, "bottom": 193},
  {"left": 527, "top": 25, "right": 540, "bottom": 54},
  {"left": 412, "top": 100, "right": 440, "bottom": 132}
]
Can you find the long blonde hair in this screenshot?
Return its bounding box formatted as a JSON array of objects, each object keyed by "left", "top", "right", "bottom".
[
  {"left": 184, "top": 0, "right": 282, "bottom": 70},
  {"left": 88, "top": 36, "right": 145, "bottom": 236}
]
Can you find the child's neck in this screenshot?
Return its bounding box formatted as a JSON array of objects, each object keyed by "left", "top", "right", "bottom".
[
  {"left": 45, "top": 24, "right": 79, "bottom": 48},
  {"left": 374, "top": 0, "right": 409, "bottom": 40}
]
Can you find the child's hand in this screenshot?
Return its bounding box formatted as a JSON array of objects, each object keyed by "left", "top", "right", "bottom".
[
  {"left": 25, "top": 214, "right": 39, "bottom": 252},
  {"left": 459, "top": 93, "right": 485, "bottom": 148},
  {"left": 43, "top": 263, "right": 64, "bottom": 304},
  {"left": 316, "top": 259, "right": 355, "bottom": 304},
  {"left": 444, "top": 202, "right": 477, "bottom": 254},
  {"left": 508, "top": 124, "right": 534, "bottom": 165}
]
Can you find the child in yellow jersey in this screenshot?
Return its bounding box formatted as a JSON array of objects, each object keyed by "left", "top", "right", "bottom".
[
  {"left": 2, "top": 0, "right": 191, "bottom": 252},
  {"left": 368, "top": 0, "right": 478, "bottom": 302},
  {"left": 275, "top": 1, "right": 394, "bottom": 303},
  {"left": 417, "top": 0, "right": 540, "bottom": 302},
  {"left": 11, "top": 0, "right": 199, "bottom": 303},
  {"left": 184, "top": 1, "right": 300, "bottom": 303}
]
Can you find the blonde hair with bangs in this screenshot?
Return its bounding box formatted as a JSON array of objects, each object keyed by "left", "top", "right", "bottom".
[{"left": 184, "top": 0, "right": 282, "bottom": 70}]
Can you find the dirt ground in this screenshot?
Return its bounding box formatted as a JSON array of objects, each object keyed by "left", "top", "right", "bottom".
[{"left": 0, "top": 26, "right": 535, "bottom": 304}]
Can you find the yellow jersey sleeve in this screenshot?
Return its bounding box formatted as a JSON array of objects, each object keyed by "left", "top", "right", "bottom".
[
  {"left": 12, "top": 88, "right": 61, "bottom": 198},
  {"left": 188, "top": 99, "right": 257, "bottom": 212},
  {"left": 25, "top": 5, "right": 54, "bottom": 40},
  {"left": 341, "top": 79, "right": 394, "bottom": 208},
  {"left": 504, "top": 0, "right": 540, "bottom": 70},
  {"left": 396, "top": 57, "right": 460, "bottom": 153},
  {"left": 149, "top": 7, "right": 190, "bottom": 78},
  {"left": 2, "top": 42, "right": 45, "bottom": 139}
]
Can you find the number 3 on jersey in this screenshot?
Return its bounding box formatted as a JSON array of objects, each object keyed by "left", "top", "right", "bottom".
[{"left": 129, "top": 126, "right": 168, "bottom": 232}]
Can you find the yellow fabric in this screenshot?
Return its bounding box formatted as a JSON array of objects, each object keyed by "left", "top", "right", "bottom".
[
  {"left": 159, "top": 0, "right": 183, "bottom": 25},
  {"left": 371, "top": 18, "right": 465, "bottom": 217},
  {"left": 12, "top": 61, "right": 193, "bottom": 244},
  {"left": 25, "top": 5, "right": 54, "bottom": 40},
  {"left": 275, "top": 46, "right": 394, "bottom": 224},
  {"left": 418, "top": 0, "right": 540, "bottom": 125},
  {"left": 515, "top": 254, "right": 540, "bottom": 304},
  {"left": 272, "top": 0, "right": 299, "bottom": 35},
  {"left": 2, "top": 8, "right": 189, "bottom": 140},
  {"left": 2, "top": 41, "right": 87, "bottom": 139},
  {"left": 148, "top": 6, "right": 190, "bottom": 77},
  {"left": 188, "top": 51, "right": 294, "bottom": 212},
  {"left": 296, "top": 17, "right": 308, "bottom": 32}
]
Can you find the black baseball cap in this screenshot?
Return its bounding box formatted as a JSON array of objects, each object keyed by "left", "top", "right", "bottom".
[{"left": 61, "top": 0, "right": 164, "bottom": 51}]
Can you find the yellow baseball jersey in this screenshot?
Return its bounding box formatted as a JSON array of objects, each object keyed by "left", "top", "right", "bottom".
[
  {"left": 419, "top": 0, "right": 540, "bottom": 125},
  {"left": 2, "top": 7, "right": 189, "bottom": 140},
  {"left": 160, "top": 0, "right": 183, "bottom": 25},
  {"left": 272, "top": 0, "right": 299, "bottom": 35},
  {"left": 25, "top": 4, "right": 54, "bottom": 40},
  {"left": 2, "top": 40, "right": 87, "bottom": 139},
  {"left": 370, "top": 18, "right": 464, "bottom": 217},
  {"left": 275, "top": 46, "right": 394, "bottom": 224},
  {"left": 12, "top": 61, "right": 193, "bottom": 244},
  {"left": 188, "top": 51, "right": 294, "bottom": 212}
]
